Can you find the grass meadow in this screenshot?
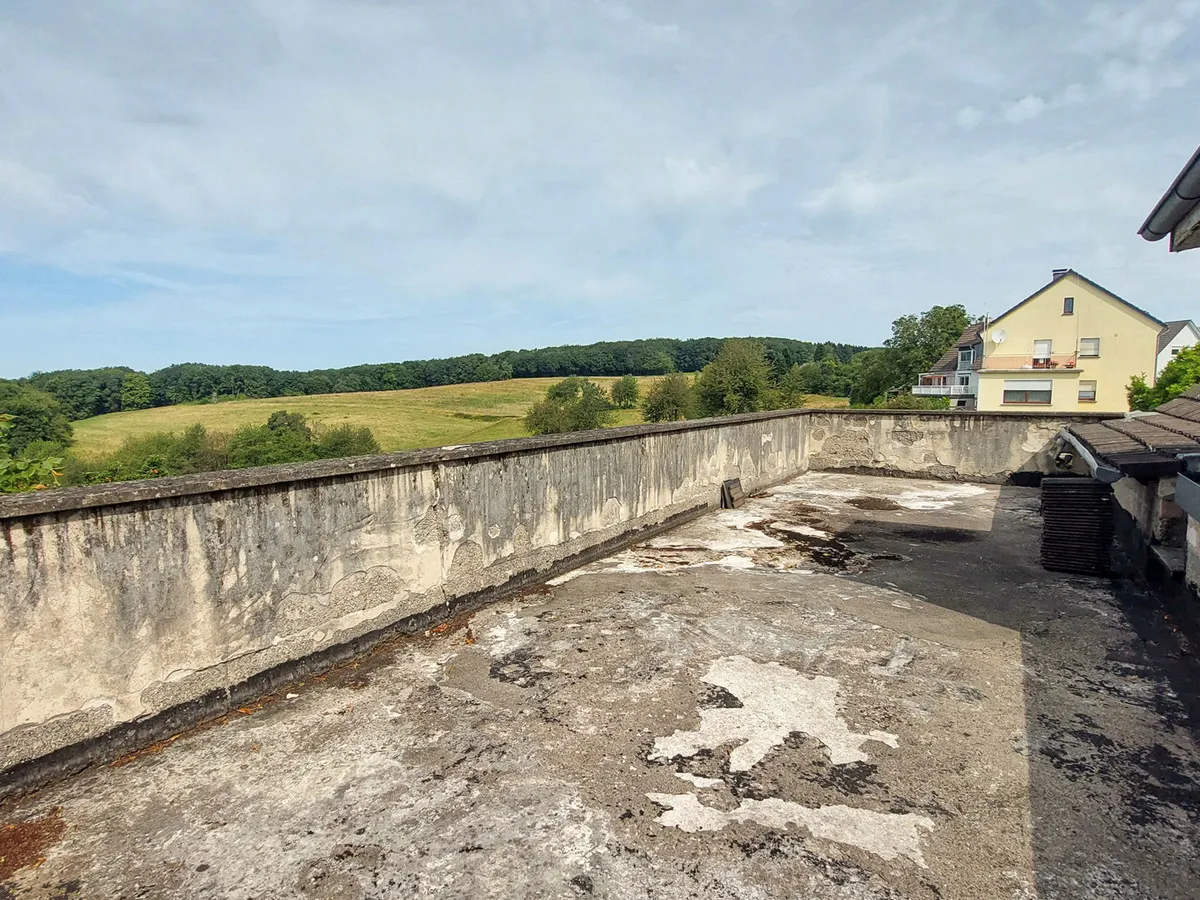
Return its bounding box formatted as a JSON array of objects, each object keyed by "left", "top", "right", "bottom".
[{"left": 70, "top": 376, "right": 849, "bottom": 459}]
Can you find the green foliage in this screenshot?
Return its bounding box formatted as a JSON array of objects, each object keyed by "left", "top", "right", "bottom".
[
  {"left": 873, "top": 394, "right": 952, "bottom": 410},
  {"left": 524, "top": 379, "right": 616, "bottom": 435},
  {"left": 71, "top": 424, "right": 230, "bottom": 484},
  {"left": 0, "top": 381, "right": 74, "bottom": 455},
  {"left": 228, "top": 412, "right": 316, "bottom": 468},
  {"left": 23, "top": 367, "right": 134, "bottom": 419},
  {"left": 695, "top": 340, "right": 774, "bottom": 416},
  {"left": 610, "top": 375, "right": 640, "bottom": 409},
  {"left": 120, "top": 372, "right": 153, "bottom": 410},
  {"left": 1128, "top": 345, "right": 1200, "bottom": 410},
  {"left": 16, "top": 338, "right": 868, "bottom": 421},
  {"left": 68, "top": 413, "right": 382, "bottom": 486},
  {"left": 641, "top": 373, "right": 695, "bottom": 422},
  {"left": 313, "top": 424, "right": 381, "bottom": 459},
  {"left": 0, "top": 414, "right": 64, "bottom": 493},
  {"left": 883, "top": 305, "right": 972, "bottom": 388}
]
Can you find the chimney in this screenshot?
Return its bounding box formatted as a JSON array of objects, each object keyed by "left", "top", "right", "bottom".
[{"left": 1051, "top": 268, "right": 1070, "bottom": 280}]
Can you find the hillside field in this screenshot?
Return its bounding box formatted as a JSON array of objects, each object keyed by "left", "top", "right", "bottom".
[{"left": 69, "top": 377, "right": 850, "bottom": 459}]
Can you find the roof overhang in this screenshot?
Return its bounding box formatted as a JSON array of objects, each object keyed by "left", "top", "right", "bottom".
[{"left": 1139, "top": 145, "right": 1200, "bottom": 252}]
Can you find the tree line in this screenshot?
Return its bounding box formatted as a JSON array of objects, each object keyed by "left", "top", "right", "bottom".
[{"left": 9, "top": 336, "right": 865, "bottom": 424}]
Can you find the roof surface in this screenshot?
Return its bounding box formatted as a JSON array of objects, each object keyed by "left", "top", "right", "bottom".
[
  {"left": 1068, "top": 384, "right": 1200, "bottom": 476},
  {"left": 7, "top": 471, "right": 1199, "bottom": 899},
  {"left": 928, "top": 323, "right": 984, "bottom": 374},
  {"left": 1158, "top": 320, "right": 1197, "bottom": 355}
]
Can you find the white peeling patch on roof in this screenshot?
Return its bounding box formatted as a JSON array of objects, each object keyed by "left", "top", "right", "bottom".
[
  {"left": 893, "top": 483, "right": 990, "bottom": 511},
  {"left": 647, "top": 793, "right": 933, "bottom": 866},
  {"left": 650, "top": 656, "right": 897, "bottom": 770},
  {"left": 673, "top": 772, "right": 723, "bottom": 789},
  {"left": 644, "top": 511, "right": 784, "bottom": 552}
]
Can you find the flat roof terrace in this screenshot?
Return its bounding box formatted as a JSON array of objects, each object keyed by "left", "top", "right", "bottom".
[{"left": 2, "top": 472, "right": 1198, "bottom": 899}]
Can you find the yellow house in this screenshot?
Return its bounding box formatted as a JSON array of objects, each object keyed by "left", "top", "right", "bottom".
[{"left": 913, "top": 270, "right": 1164, "bottom": 413}]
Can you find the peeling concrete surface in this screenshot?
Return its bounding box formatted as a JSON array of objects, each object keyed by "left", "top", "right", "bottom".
[{"left": 2, "top": 472, "right": 1199, "bottom": 899}]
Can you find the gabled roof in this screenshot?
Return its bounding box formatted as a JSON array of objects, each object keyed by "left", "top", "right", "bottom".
[
  {"left": 927, "top": 323, "right": 985, "bottom": 374},
  {"left": 991, "top": 270, "right": 1165, "bottom": 330},
  {"left": 1157, "top": 320, "right": 1198, "bottom": 355}
]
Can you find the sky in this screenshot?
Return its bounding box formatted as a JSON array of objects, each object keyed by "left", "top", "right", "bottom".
[{"left": 1, "top": 0, "right": 1199, "bottom": 377}]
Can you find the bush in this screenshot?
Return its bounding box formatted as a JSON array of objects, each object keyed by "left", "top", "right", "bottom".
[
  {"left": 524, "top": 378, "right": 615, "bottom": 435},
  {"left": 610, "top": 375, "right": 640, "bottom": 409},
  {"left": 873, "top": 394, "right": 951, "bottom": 410},
  {"left": 66, "top": 413, "right": 381, "bottom": 486},
  {"left": 0, "top": 382, "right": 73, "bottom": 455},
  {"left": 695, "top": 340, "right": 773, "bottom": 416},
  {"left": 1128, "top": 345, "right": 1200, "bottom": 410},
  {"left": 314, "top": 424, "right": 381, "bottom": 458},
  {"left": 0, "top": 414, "right": 64, "bottom": 492},
  {"left": 642, "top": 373, "right": 696, "bottom": 422}
]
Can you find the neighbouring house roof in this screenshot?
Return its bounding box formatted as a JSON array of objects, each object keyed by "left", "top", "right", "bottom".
[
  {"left": 926, "top": 323, "right": 985, "bottom": 374},
  {"left": 1157, "top": 320, "right": 1197, "bottom": 356},
  {"left": 1068, "top": 384, "right": 1200, "bottom": 478},
  {"left": 991, "top": 270, "right": 1165, "bottom": 330}
]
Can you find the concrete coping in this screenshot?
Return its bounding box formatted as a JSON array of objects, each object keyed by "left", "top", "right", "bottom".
[{"left": 0, "top": 407, "right": 1114, "bottom": 520}]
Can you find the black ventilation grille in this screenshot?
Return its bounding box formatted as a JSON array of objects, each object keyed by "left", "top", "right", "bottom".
[{"left": 1040, "top": 477, "right": 1114, "bottom": 575}]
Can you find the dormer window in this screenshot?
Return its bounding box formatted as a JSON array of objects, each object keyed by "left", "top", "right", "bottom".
[{"left": 958, "top": 349, "right": 974, "bottom": 370}]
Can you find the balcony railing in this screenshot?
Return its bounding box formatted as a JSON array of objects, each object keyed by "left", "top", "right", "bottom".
[
  {"left": 976, "top": 353, "right": 1077, "bottom": 371},
  {"left": 912, "top": 383, "right": 974, "bottom": 396}
]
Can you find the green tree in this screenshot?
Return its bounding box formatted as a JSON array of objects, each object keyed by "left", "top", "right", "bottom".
[
  {"left": 0, "top": 414, "right": 64, "bottom": 492},
  {"left": 228, "top": 411, "right": 316, "bottom": 467},
  {"left": 611, "top": 375, "right": 640, "bottom": 409},
  {"left": 695, "top": 339, "right": 774, "bottom": 416},
  {"left": 1128, "top": 345, "right": 1200, "bottom": 411},
  {"left": 0, "top": 381, "right": 73, "bottom": 455},
  {"left": 884, "top": 305, "right": 972, "bottom": 384},
  {"left": 524, "top": 378, "right": 615, "bottom": 435},
  {"left": 120, "top": 372, "right": 153, "bottom": 410},
  {"left": 642, "top": 373, "right": 695, "bottom": 422}
]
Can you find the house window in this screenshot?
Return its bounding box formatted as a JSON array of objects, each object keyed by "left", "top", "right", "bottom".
[
  {"left": 1003, "top": 379, "right": 1053, "bottom": 405},
  {"left": 1079, "top": 338, "right": 1100, "bottom": 357},
  {"left": 1078, "top": 381, "right": 1097, "bottom": 402},
  {"left": 1172, "top": 348, "right": 1181, "bottom": 356},
  {"left": 1063, "top": 297, "right": 1074, "bottom": 315},
  {"left": 957, "top": 349, "right": 974, "bottom": 370},
  {"left": 1033, "top": 339, "right": 1053, "bottom": 367}
]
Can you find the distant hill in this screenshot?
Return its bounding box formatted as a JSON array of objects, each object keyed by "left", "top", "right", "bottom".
[{"left": 17, "top": 336, "right": 867, "bottom": 422}]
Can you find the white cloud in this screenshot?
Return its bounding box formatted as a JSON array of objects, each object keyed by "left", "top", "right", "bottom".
[
  {"left": 1004, "top": 94, "right": 1046, "bottom": 123},
  {"left": 1, "top": 0, "right": 1199, "bottom": 375},
  {"left": 956, "top": 105, "right": 983, "bottom": 129}
]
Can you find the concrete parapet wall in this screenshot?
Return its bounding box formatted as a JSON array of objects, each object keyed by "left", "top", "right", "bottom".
[
  {"left": 0, "top": 408, "right": 1107, "bottom": 793},
  {"left": 805, "top": 410, "right": 1089, "bottom": 482}
]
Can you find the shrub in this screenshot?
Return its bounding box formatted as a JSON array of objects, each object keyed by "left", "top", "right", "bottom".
[
  {"left": 695, "top": 340, "right": 773, "bottom": 416},
  {"left": 611, "top": 375, "right": 640, "bottom": 409},
  {"left": 524, "top": 378, "right": 615, "bottom": 435},
  {"left": 642, "top": 373, "right": 695, "bottom": 422}
]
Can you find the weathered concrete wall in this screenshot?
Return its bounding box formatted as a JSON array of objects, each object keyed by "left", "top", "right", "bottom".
[
  {"left": 804, "top": 411, "right": 1107, "bottom": 482},
  {"left": 0, "top": 409, "right": 1107, "bottom": 792},
  {"left": 0, "top": 414, "right": 806, "bottom": 784}
]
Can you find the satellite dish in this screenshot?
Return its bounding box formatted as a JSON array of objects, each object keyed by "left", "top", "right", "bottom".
[{"left": 992, "top": 328, "right": 1007, "bottom": 344}]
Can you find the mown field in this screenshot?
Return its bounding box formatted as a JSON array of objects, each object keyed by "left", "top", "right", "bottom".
[{"left": 70, "top": 377, "right": 849, "bottom": 459}]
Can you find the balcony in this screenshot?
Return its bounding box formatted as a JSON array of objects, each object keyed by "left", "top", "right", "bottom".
[
  {"left": 912, "top": 383, "right": 974, "bottom": 396},
  {"left": 976, "top": 353, "right": 1077, "bottom": 371}
]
